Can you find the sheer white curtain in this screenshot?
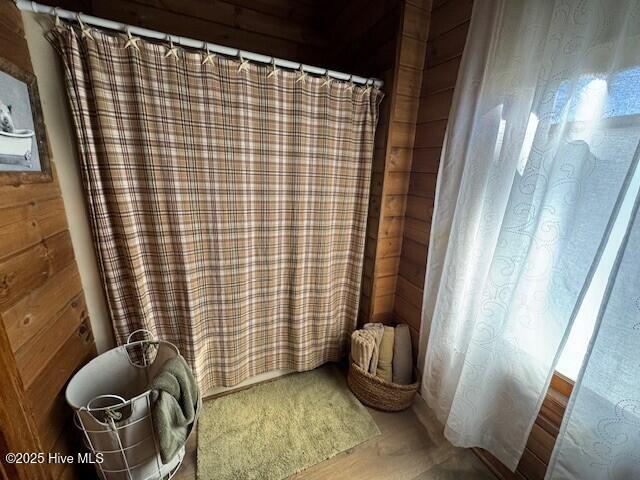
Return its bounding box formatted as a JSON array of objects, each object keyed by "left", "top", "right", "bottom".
[
  {"left": 546, "top": 167, "right": 640, "bottom": 479},
  {"left": 419, "top": 0, "right": 640, "bottom": 470}
]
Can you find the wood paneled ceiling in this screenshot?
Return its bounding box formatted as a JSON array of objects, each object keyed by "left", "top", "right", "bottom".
[
  {"left": 35, "top": 0, "right": 401, "bottom": 74},
  {"left": 37, "top": 0, "right": 329, "bottom": 64}
]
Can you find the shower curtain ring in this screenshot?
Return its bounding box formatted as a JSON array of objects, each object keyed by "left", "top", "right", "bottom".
[
  {"left": 295, "top": 65, "right": 307, "bottom": 84},
  {"left": 76, "top": 12, "right": 94, "bottom": 40},
  {"left": 124, "top": 28, "right": 141, "bottom": 52},
  {"left": 321, "top": 70, "right": 332, "bottom": 88},
  {"left": 267, "top": 57, "right": 279, "bottom": 79},
  {"left": 164, "top": 34, "right": 179, "bottom": 60},
  {"left": 202, "top": 42, "right": 215, "bottom": 65},
  {"left": 347, "top": 74, "right": 356, "bottom": 92},
  {"left": 238, "top": 53, "right": 250, "bottom": 73},
  {"left": 53, "top": 7, "right": 62, "bottom": 29}
]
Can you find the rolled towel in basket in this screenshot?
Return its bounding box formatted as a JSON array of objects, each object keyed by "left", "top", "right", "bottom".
[
  {"left": 351, "top": 330, "right": 375, "bottom": 371},
  {"left": 376, "top": 326, "right": 395, "bottom": 383},
  {"left": 392, "top": 324, "right": 413, "bottom": 385},
  {"left": 363, "top": 323, "right": 384, "bottom": 374},
  {"left": 151, "top": 354, "right": 201, "bottom": 464}
]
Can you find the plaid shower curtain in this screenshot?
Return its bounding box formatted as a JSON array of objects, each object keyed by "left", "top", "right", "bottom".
[{"left": 50, "top": 26, "right": 382, "bottom": 389}]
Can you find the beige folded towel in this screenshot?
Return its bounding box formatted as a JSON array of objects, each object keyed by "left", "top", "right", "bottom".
[
  {"left": 392, "top": 324, "right": 413, "bottom": 385},
  {"left": 351, "top": 330, "right": 375, "bottom": 371},
  {"left": 376, "top": 326, "right": 395, "bottom": 383},
  {"left": 363, "top": 323, "right": 384, "bottom": 374}
]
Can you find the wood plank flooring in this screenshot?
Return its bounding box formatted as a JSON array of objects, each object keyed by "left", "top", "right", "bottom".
[{"left": 175, "top": 392, "right": 496, "bottom": 480}]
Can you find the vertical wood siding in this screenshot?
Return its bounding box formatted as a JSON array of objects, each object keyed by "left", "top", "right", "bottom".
[{"left": 0, "top": 2, "right": 96, "bottom": 479}]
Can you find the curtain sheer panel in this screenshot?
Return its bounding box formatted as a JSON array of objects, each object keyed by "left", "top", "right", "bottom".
[
  {"left": 50, "top": 26, "right": 382, "bottom": 390},
  {"left": 419, "top": 0, "right": 640, "bottom": 470},
  {"left": 546, "top": 177, "right": 640, "bottom": 479}
]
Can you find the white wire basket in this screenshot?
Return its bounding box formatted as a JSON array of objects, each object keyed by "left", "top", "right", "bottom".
[{"left": 66, "top": 330, "right": 198, "bottom": 480}]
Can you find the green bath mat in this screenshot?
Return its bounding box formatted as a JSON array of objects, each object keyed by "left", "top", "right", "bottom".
[{"left": 197, "top": 365, "right": 380, "bottom": 480}]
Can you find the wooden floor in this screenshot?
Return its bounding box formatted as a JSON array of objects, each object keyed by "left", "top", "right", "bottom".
[{"left": 175, "top": 387, "right": 497, "bottom": 480}]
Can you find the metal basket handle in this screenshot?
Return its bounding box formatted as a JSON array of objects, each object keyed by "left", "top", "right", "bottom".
[
  {"left": 124, "top": 329, "right": 161, "bottom": 368},
  {"left": 85, "top": 394, "right": 129, "bottom": 423},
  {"left": 126, "top": 328, "right": 157, "bottom": 345}
]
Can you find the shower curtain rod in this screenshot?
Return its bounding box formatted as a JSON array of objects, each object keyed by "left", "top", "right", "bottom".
[{"left": 16, "top": 0, "right": 384, "bottom": 88}]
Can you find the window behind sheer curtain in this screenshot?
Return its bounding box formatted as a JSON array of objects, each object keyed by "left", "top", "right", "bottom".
[{"left": 555, "top": 66, "right": 640, "bottom": 380}]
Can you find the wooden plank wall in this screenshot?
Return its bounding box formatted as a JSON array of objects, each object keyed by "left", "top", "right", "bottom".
[
  {"left": 40, "top": 0, "right": 326, "bottom": 64},
  {"left": 324, "top": 0, "right": 432, "bottom": 327},
  {"left": 321, "top": 0, "right": 400, "bottom": 327},
  {"left": 0, "top": 2, "right": 96, "bottom": 479},
  {"left": 393, "top": 0, "right": 472, "bottom": 346},
  {"left": 367, "top": 0, "right": 431, "bottom": 328},
  {"left": 321, "top": 0, "right": 402, "bottom": 76}
]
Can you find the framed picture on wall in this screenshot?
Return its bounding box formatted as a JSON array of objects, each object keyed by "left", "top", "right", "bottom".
[{"left": 0, "top": 56, "right": 50, "bottom": 184}]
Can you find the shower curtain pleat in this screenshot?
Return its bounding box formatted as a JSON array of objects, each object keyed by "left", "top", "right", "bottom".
[{"left": 49, "top": 25, "right": 382, "bottom": 390}]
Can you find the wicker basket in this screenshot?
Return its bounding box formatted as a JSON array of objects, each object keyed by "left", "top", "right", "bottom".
[{"left": 347, "top": 362, "right": 419, "bottom": 412}]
